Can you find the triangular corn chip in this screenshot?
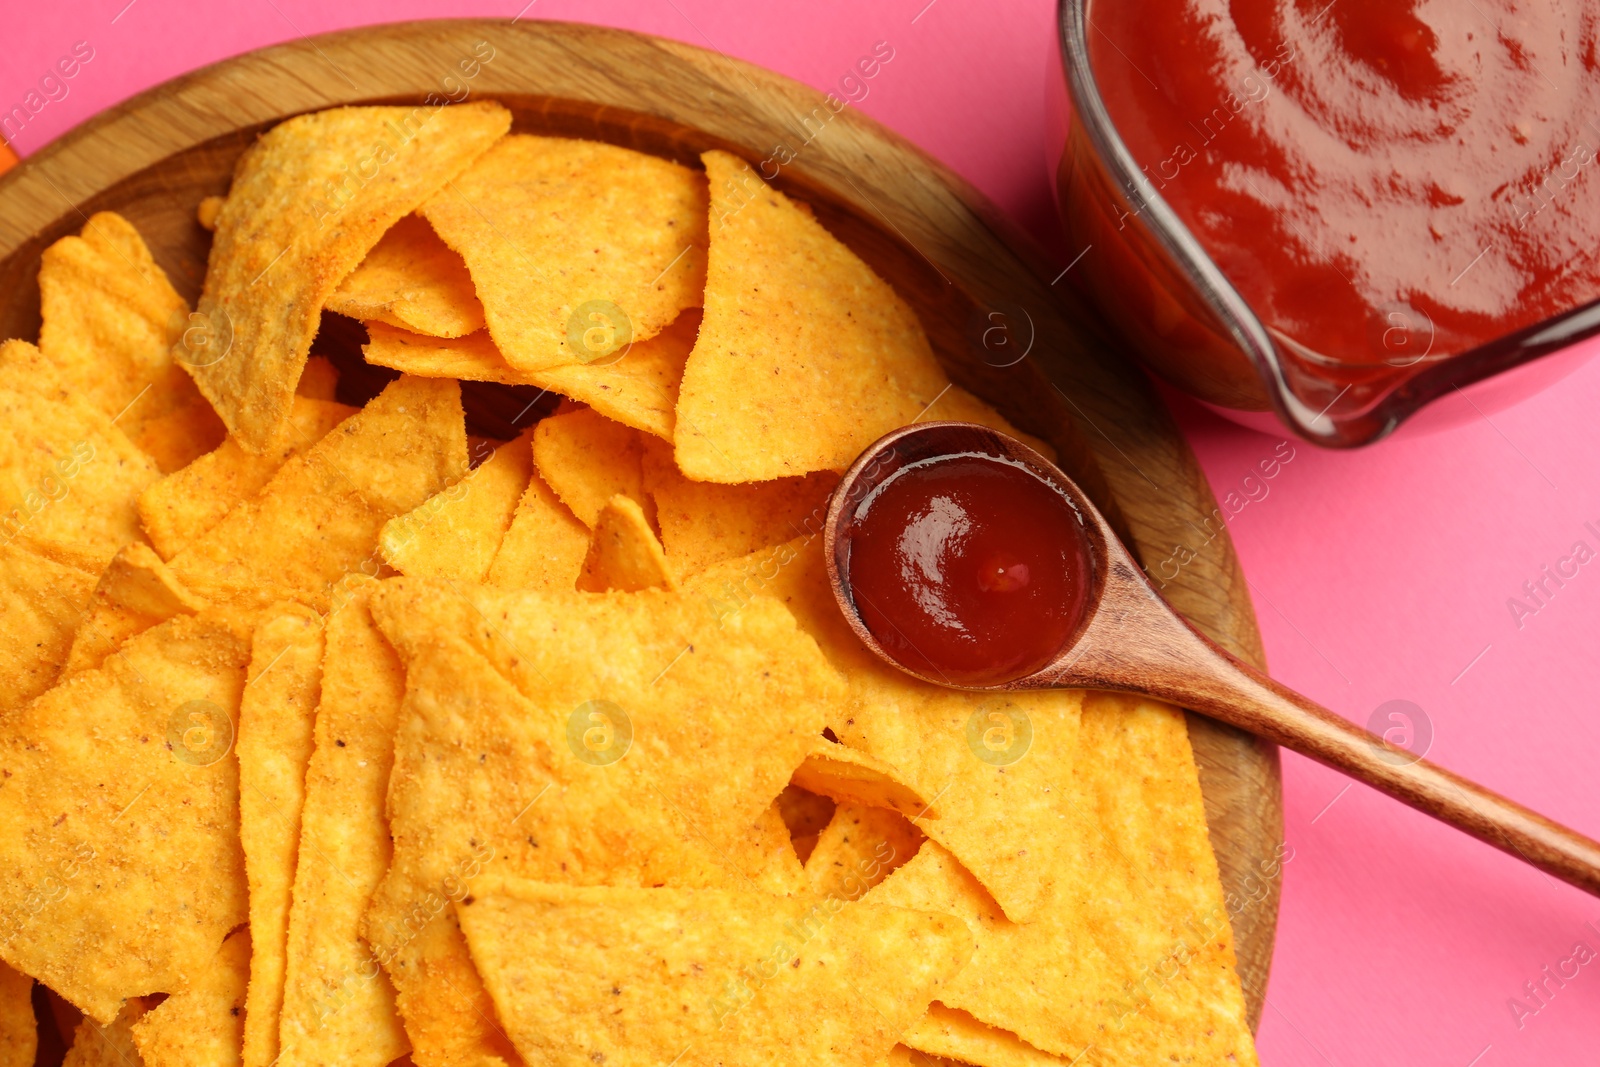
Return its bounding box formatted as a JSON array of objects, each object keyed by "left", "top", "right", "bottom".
[
  {"left": 237, "top": 604, "right": 325, "bottom": 1067},
  {"left": 137, "top": 396, "right": 355, "bottom": 560},
  {"left": 362, "top": 639, "right": 737, "bottom": 1067},
  {"left": 577, "top": 494, "right": 676, "bottom": 592},
  {"left": 36, "top": 212, "right": 224, "bottom": 473},
  {"left": 62, "top": 999, "right": 149, "bottom": 1067},
  {"left": 484, "top": 467, "right": 589, "bottom": 591},
  {"left": 130, "top": 927, "right": 249, "bottom": 1067},
  {"left": 776, "top": 784, "right": 836, "bottom": 865},
  {"left": 325, "top": 214, "right": 485, "bottom": 337},
  {"left": 296, "top": 356, "right": 341, "bottom": 401},
  {"left": 380, "top": 428, "right": 532, "bottom": 582},
  {"left": 803, "top": 802, "right": 923, "bottom": 902},
  {"left": 62, "top": 542, "right": 204, "bottom": 675},
  {"left": 866, "top": 694, "right": 1258, "bottom": 1066},
  {"left": 829, "top": 673, "right": 1084, "bottom": 925},
  {"left": 903, "top": 1005, "right": 1064, "bottom": 1067},
  {"left": 372, "top": 582, "right": 843, "bottom": 857},
  {"left": 673, "top": 152, "right": 948, "bottom": 481},
  {"left": 456, "top": 877, "right": 975, "bottom": 1067},
  {"left": 0, "top": 350, "right": 162, "bottom": 571},
  {"left": 791, "top": 738, "right": 941, "bottom": 820},
  {"left": 0, "top": 962, "right": 32, "bottom": 1067},
  {"left": 880, "top": 1046, "right": 951, "bottom": 1067},
  {"left": 362, "top": 324, "right": 520, "bottom": 382},
  {"left": 517, "top": 309, "right": 699, "bottom": 440},
  {"left": 363, "top": 581, "right": 844, "bottom": 1067},
  {"left": 0, "top": 615, "right": 249, "bottom": 1023},
  {"left": 737, "top": 802, "right": 808, "bottom": 896},
  {"left": 0, "top": 543, "right": 95, "bottom": 714},
  {"left": 277, "top": 578, "right": 408, "bottom": 1067},
  {"left": 532, "top": 407, "right": 648, "bottom": 528},
  {"left": 365, "top": 311, "right": 701, "bottom": 441},
  {"left": 185, "top": 102, "right": 510, "bottom": 451},
  {"left": 916, "top": 385, "right": 1057, "bottom": 463},
  {"left": 642, "top": 438, "right": 836, "bottom": 576},
  {"left": 420, "top": 135, "right": 708, "bottom": 372},
  {"left": 168, "top": 376, "right": 467, "bottom": 617},
  {"left": 692, "top": 535, "right": 1083, "bottom": 922}
]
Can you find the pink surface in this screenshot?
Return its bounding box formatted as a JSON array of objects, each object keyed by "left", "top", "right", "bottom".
[{"left": 6, "top": 2, "right": 1600, "bottom": 1064}]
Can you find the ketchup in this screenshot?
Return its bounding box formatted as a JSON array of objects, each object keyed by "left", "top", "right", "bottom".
[
  {"left": 1088, "top": 0, "right": 1600, "bottom": 364},
  {"left": 843, "top": 453, "right": 1093, "bottom": 686}
]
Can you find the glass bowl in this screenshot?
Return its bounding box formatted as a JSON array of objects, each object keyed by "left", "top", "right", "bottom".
[{"left": 1045, "top": 0, "right": 1600, "bottom": 446}]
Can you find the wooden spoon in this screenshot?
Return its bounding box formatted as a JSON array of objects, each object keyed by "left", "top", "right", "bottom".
[{"left": 825, "top": 421, "right": 1600, "bottom": 897}]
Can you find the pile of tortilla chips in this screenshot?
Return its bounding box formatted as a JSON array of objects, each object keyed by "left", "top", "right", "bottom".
[{"left": 0, "top": 103, "right": 1261, "bottom": 1067}]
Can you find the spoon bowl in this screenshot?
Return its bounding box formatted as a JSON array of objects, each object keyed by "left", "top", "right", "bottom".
[{"left": 827, "top": 421, "right": 1600, "bottom": 898}]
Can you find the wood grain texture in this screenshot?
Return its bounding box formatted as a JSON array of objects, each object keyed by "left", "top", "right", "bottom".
[{"left": 0, "top": 19, "right": 1281, "bottom": 1025}]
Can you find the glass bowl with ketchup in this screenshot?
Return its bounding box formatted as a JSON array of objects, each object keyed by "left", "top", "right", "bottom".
[{"left": 1048, "top": 0, "right": 1600, "bottom": 445}]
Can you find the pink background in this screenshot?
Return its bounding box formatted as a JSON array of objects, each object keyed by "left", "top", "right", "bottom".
[{"left": 6, "top": 2, "right": 1600, "bottom": 1063}]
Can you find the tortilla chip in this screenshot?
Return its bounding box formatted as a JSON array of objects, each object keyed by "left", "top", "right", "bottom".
[
  {"left": 776, "top": 784, "right": 835, "bottom": 865},
  {"left": 275, "top": 579, "right": 407, "bottom": 1067},
  {"left": 483, "top": 467, "right": 589, "bottom": 592},
  {"left": 380, "top": 429, "right": 532, "bottom": 582},
  {"left": 296, "top": 356, "right": 340, "bottom": 401},
  {"left": 0, "top": 354, "right": 163, "bottom": 571},
  {"left": 0, "top": 962, "right": 32, "bottom": 1067},
  {"left": 326, "top": 214, "right": 485, "bottom": 337},
  {"left": 362, "top": 324, "right": 519, "bottom": 383},
  {"left": 517, "top": 308, "right": 699, "bottom": 440},
  {"left": 917, "top": 385, "right": 1057, "bottom": 463},
  {"left": 168, "top": 376, "right": 466, "bottom": 617},
  {"left": 368, "top": 310, "right": 701, "bottom": 443},
  {"left": 641, "top": 437, "right": 836, "bottom": 576},
  {"left": 577, "top": 495, "right": 675, "bottom": 592},
  {"left": 360, "top": 632, "right": 724, "bottom": 1067},
  {"left": 185, "top": 102, "right": 510, "bottom": 452},
  {"left": 129, "top": 927, "right": 249, "bottom": 1067},
  {"left": 62, "top": 542, "right": 205, "bottom": 675},
  {"left": 532, "top": 407, "right": 649, "bottom": 528},
  {"left": 0, "top": 544, "right": 96, "bottom": 714},
  {"left": 734, "top": 802, "right": 808, "bottom": 896},
  {"left": 62, "top": 999, "right": 148, "bottom": 1067},
  {"left": 237, "top": 605, "right": 325, "bottom": 1067},
  {"left": 792, "top": 738, "right": 941, "bottom": 820},
  {"left": 694, "top": 535, "right": 1083, "bottom": 922},
  {"left": 363, "top": 582, "right": 843, "bottom": 1067},
  {"left": 904, "top": 1005, "right": 1065, "bottom": 1067},
  {"left": 137, "top": 396, "right": 355, "bottom": 560},
  {"left": 777, "top": 784, "right": 836, "bottom": 839},
  {"left": 882, "top": 1046, "right": 952, "bottom": 1067},
  {"left": 36, "top": 212, "right": 225, "bottom": 473},
  {"left": 867, "top": 694, "right": 1258, "bottom": 1066},
  {"left": 375, "top": 582, "right": 842, "bottom": 856},
  {"left": 804, "top": 802, "right": 924, "bottom": 902},
  {"left": 674, "top": 152, "right": 948, "bottom": 482},
  {"left": 419, "top": 135, "right": 708, "bottom": 372},
  {"left": 0, "top": 614, "right": 249, "bottom": 1023},
  {"left": 457, "top": 877, "right": 974, "bottom": 1067}
]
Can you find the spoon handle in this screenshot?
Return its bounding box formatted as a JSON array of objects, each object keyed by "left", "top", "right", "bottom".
[{"left": 1065, "top": 557, "right": 1600, "bottom": 898}]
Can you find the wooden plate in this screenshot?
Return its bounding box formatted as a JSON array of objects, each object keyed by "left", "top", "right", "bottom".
[{"left": 0, "top": 18, "right": 1282, "bottom": 1028}]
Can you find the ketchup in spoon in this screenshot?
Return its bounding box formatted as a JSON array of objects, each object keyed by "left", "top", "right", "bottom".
[{"left": 842, "top": 451, "right": 1093, "bottom": 686}]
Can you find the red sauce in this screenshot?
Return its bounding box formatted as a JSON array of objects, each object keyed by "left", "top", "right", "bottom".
[
  {"left": 1089, "top": 0, "right": 1600, "bottom": 364},
  {"left": 844, "top": 453, "right": 1093, "bottom": 686}
]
